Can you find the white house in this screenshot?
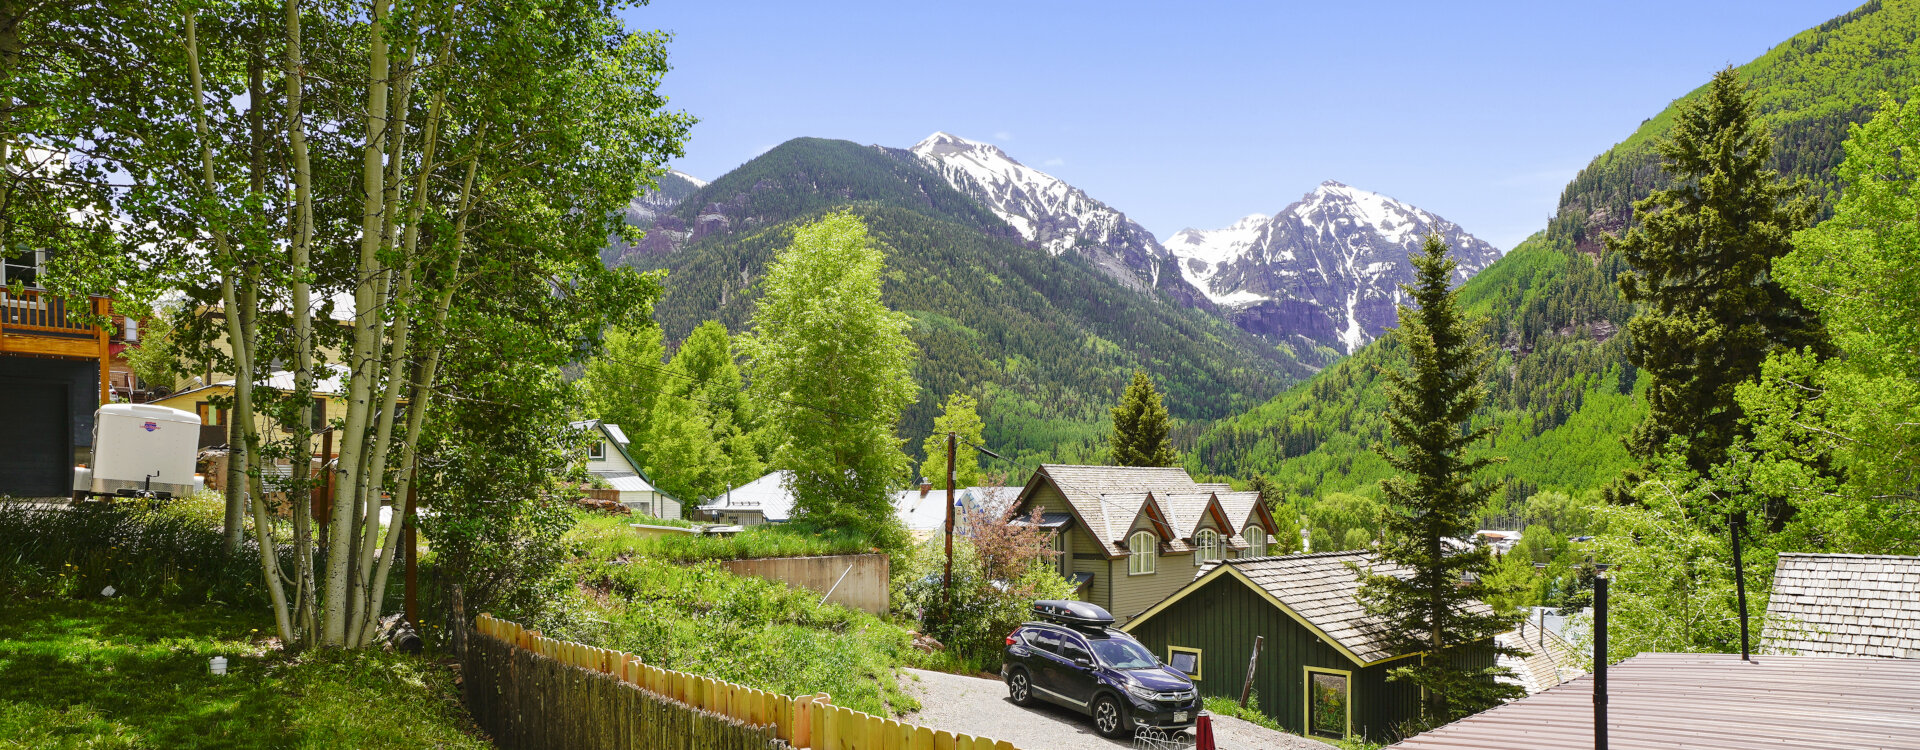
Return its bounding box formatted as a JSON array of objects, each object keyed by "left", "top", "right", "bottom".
[
  {"left": 892, "top": 482, "right": 1023, "bottom": 539},
  {"left": 572, "top": 419, "right": 680, "bottom": 519},
  {"left": 697, "top": 470, "right": 796, "bottom": 526}
]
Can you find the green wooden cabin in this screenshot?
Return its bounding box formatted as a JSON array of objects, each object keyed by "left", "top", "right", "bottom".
[{"left": 1123, "top": 552, "right": 1497, "bottom": 742}]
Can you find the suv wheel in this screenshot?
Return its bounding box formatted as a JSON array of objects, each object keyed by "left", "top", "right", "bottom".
[
  {"left": 1091, "top": 694, "right": 1128, "bottom": 738},
  {"left": 1006, "top": 668, "right": 1034, "bottom": 706}
]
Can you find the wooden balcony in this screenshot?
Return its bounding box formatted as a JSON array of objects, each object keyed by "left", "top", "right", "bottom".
[{"left": 0, "top": 288, "right": 111, "bottom": 403}]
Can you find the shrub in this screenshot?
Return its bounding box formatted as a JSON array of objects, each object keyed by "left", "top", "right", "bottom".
[
  {"left": 0, "top": 500, "right": 282, "bottom": 606},
  {"left": 896, "top": 539, "right": 1076, "bottom": 673}
]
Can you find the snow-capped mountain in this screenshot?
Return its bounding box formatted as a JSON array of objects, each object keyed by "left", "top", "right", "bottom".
[
  {"left": 605, "top": 169, "right": 706, "bottom": 265},
  {"left": 1164, "top": 181, "right": 1503, "bottom": 353},
  {"left": 910, "top": 132, "right": 1176, "bottom": 295}
]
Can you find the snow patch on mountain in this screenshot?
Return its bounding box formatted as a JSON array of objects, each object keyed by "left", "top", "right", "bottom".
[
  {"left": 909, "top": 132, "right": 1174, "bottom": 294},
  {"left": 1163, "top": 180, "right": 1503, "bottom": 353}
]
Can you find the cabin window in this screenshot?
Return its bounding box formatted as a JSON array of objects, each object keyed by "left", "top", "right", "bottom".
[
  {"left": 1128, "top": 531, "right": 1155, "bottom": 575},
  {"left": 195, "top": 402, "right": 221, "bottom": 426},
  {"left": 311, "top": 397, "right": 328, "bottom": 432},
  {"left": 1167, "top": 646, "right": 1202, "bottom": 680},
  {"left": 1245, "top": 526, "right": 1267, "bottom": 557},
  {"left": 589, "top": 440, "right": 605, "bottom": 460},
  {"left": 1, "top": 248, "right": 42, "bottom": 288},
  {"left": 1051, "top": 530, "right": 1069, "bottom": 578},
  {"left": 1194, "top": 529, "right": 1221, "bottom": 565},
  {"left": 1305, "top": 668, "right": 1351, "bottom": 739}
]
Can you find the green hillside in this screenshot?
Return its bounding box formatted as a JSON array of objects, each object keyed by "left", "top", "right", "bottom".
[
  {"left": 627, "top": 138, "right": 1314, "bottom": 469},
  {"left": 1190, "top": 0, "right": 1920, "bottom": 508}
]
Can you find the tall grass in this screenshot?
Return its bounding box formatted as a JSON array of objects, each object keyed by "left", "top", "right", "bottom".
[{"left": 0, "top": 498, "right": 285, "bottom": 606}]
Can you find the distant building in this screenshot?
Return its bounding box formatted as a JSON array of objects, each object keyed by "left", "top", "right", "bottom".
[
  {"left": 1005, "top": 464, "right": 1282, "bottom": 622},
  {"left": 571, "top": 419, "right": 678, "bottom": 519},
  {"left": 698, "top": 471, "right": 796, "bottom": 526},
  {"left": 1762, "top": 552, "right": 1920, "bottom": 659},
  {"left": 892, "top": 481, "right": 1022, "bottom": 539},
  {"left": 1123, "top": 552, "right": 1500, "bottom": 741}
]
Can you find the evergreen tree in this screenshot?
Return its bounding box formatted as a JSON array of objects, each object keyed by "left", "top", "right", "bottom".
[
  {"left": 1606, "top": 67, "right": 1826, "bottom": 480},
  {"left": 582, "top": 323, "right": 669, "bottom": 469},
  {"left": 920, "top": 393, "right": 985, "bottom": 490},
  {"left": 1356, "top": 234, "right": 1524, "bottom": 723},
  {"left": 1110, "top": 371, "right": 1176, "bottom": 467},
  {"left": 743, "top": 213, "right": 917, "bottom": 545}
]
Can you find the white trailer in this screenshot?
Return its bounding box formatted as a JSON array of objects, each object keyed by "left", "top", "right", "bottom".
[{"left": 72, "top": 403, "right": 204, "bottom": 500}]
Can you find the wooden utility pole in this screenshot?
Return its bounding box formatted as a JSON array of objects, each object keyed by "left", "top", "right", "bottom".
[{"left": 941, "top": 431, "right": 956, "bottom": 621}]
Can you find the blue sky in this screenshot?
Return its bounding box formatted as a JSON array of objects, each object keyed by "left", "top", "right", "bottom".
[{"left": 617, "top": 1, "right": 1865, "bottom": 251}]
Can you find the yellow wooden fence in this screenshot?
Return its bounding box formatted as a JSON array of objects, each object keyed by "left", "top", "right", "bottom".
[{"left": 474, "top": 614, "right": 1021, "bottom": 750}]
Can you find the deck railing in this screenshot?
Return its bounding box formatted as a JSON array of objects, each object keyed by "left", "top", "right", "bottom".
[{"left": 0, "top": 288, "right": 105, "bottom": 335}]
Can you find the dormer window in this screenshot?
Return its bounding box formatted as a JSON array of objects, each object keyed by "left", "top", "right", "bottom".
[
  {"left": 1128, "top": 531, "right": 1156, "bottom": 575},
  {"left": 1245, "top": 526, "right": 1267, "bottom": 557},
  {"left": 588, "top": 440, "right": 605, "bottom": 460},
  {"left": 1194, "top": 529, "right": 1222, "bottom": 565}
]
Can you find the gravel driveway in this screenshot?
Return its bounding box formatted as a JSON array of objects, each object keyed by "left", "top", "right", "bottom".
[{"left": 898, "top": 668, "right": 1338, "bottom": 750}]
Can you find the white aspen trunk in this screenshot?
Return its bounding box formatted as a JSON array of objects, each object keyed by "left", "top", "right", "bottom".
[
  {"left": 323, "top": 0, "right": 391, "bottom": 647},
  {"left": 283, "top": 0, "right": 321, "bottom": 644},
  {"left": 359, "top": 114, "right": 473, "bottom": 644},
  {"left": 184, "top": 10, "right": 292, "bottom": 641}
]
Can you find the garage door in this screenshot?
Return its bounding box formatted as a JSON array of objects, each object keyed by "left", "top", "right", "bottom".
[{"left": 0, "top": 378, "right": 70, "bottom": 498}]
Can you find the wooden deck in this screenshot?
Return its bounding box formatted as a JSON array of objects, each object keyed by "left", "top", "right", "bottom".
[{"left": 0, "top": 289, "right": 111, "bottom": 404}]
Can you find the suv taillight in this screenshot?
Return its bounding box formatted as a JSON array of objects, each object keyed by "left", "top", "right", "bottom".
[{"left": 1005, "top": 631, "right": 1019, "bottom": 646}]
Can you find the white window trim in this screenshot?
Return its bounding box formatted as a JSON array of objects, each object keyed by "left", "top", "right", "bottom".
[
  {"left": 1128, "top": 531, "right": 1156, "bottom": 576},
  {"left": 1245, "top": 526, "right": 1267, "bottom": 557},
  {"left": 1194, "top": 529, "right": 1221, "bottom": 565},
  {"left": 589, "top": 440, "right": 605, "bottom": 460}
]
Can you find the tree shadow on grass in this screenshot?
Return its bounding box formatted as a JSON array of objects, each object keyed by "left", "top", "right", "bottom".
[{"left": 0, "top": 598, "right": 294, "bottom": 749}]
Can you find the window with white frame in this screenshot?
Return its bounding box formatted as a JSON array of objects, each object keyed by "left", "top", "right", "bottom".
[
  {"left": 1194, "top": 529, "right": 1221, "bottom": 565},
  {"left": 1128, "top": 531, "right": 1156, "bottom": 575},
  {"left": 1245, "top": 526, "right": 1267, "bottom": 557},
  {"left": 589, "top": 440, "right": 605, "bottom": 460}
]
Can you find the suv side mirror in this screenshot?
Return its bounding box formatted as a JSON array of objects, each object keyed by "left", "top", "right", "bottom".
[{"left": 1073, "top": 656, "right": 1093, "bottom": 669}]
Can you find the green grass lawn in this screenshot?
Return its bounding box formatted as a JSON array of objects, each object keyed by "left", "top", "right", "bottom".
[{"left": 0, "top": 598, "right": 486, "bottom": 749}]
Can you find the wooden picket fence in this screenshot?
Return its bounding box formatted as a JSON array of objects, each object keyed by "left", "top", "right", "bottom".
[{"left": 470, "top": 614, "right": 1023, "bottom": 750}]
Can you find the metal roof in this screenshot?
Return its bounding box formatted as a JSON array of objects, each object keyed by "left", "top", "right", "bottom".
[
  {"left": 1762, "top": 552, "right": 1920, "bottom": 659},
  {"left": 1388, "top": 652, "right": 1920, "bottom": 749}
]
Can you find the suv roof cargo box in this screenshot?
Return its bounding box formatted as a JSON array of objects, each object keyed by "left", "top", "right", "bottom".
[{"left": 1032, "top": 600, "right": 1114, "bottom": 630}]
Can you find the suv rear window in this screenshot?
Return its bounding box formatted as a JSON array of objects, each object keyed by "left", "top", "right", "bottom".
[{"left": 1024, "top": 628, "right": 1063, "bottom": 654}]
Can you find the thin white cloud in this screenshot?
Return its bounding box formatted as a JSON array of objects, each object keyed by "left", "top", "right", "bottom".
[
  {"left": 993, "top": 130, "right": 1013, "bottom": 142},
  {"left": 1042, "top": 157, "right": 1066, "bottom": 167}
]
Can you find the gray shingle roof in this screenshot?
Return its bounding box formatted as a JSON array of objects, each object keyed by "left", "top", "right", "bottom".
[
  {"left": 1225, "top": 551, "right": 1409, "bottom": 663},
  {"left": 1762, "top": 552, "right": 1920, "bottom": 659},
  {"left": 1024, "top": 465, "right": 1274, "bottom": 557}
]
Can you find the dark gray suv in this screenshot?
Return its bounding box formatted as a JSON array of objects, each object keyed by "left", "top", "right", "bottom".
[{"left": 1000, "top": 601, "right": 1200, "bottom": 739}]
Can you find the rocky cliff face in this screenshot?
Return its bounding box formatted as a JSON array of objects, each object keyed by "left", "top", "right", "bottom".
[
  {"left": 604, "top": 169, "right": 706, "bottom": 265},
  {"left": 1165, "top": 181, "right": 1503, "bottom": 353}
]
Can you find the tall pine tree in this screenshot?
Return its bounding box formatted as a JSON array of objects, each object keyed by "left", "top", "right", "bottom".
[
  {"left": 1109, "top": 370, "right": 1176, "bottom": 467},
  {"left": 1607, "top": 67, "right": 1826, "bottom": 479},
  {"left": 1356, "top": 234, "right": 1523, "bottom": 724}
]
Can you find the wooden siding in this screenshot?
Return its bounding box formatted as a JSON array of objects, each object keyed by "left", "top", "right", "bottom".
[
  {"left": 1107, "top": 511, "right": 1199, "bottom": 623},
  {"left": 1125, "top": 574, "right": 1422, "bottom": 741}
]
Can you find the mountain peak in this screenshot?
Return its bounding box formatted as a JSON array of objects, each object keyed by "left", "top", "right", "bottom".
[{"left": 912, "top": 131, "right": 1008, "bottom": 160}]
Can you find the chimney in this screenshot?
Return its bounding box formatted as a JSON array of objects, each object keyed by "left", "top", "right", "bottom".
[
  {"left": 919, "top": 479, "right": 932, "bottom": 498},
  {"left": 1300, "top": 527, "right": 1311, "bottom": 554}
]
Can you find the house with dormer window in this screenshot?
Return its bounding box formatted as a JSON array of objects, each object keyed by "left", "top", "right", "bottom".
[{"left": 1006, "top": 464, "right": 1282, "bottom": 623}]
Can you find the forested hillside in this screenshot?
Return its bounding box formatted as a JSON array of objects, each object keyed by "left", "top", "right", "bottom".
[
  {"left": 623, "top": 138, "right": 1315, "bottom": 468},
  {"left": 1190, "top": 0, "right": 1920, "bottom": 511}
]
